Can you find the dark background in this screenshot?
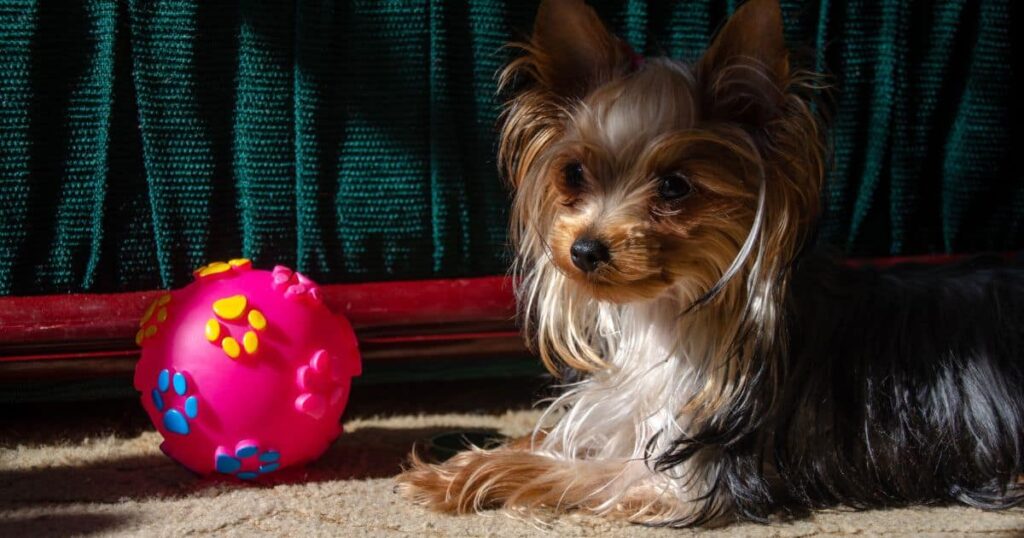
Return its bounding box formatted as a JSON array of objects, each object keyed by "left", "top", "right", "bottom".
[{"left": 0, "top": 0, "right": 1019, "bottom": 296}]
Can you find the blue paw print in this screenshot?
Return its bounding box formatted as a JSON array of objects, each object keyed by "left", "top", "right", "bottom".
[
  {"left": 215, "top": 442, "right": 281, "bottom": 480},
  {"left": 152, "top": 369, "right": 198, "bottom": 435}
]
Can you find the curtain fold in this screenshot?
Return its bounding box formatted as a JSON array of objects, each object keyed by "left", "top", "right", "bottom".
[{"left": 0, "top": 0, "right": 1018, "bottom": 296}]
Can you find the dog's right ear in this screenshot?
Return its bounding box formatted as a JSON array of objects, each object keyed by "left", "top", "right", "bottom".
[
  {"left": 500, "top": 0, "right": 627, "bottom": 190},
  {"left": 524, "top": 0, "right": 630, "bottom": 99}
]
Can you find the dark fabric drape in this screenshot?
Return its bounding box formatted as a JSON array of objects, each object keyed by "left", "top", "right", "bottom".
[{"left": 0, "top": 0, "right": 1019, "bottom": 296}]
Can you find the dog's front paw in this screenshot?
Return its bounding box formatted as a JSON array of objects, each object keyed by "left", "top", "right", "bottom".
[{"left": 395, "top": 450, "right": 477, "bottom": 514}]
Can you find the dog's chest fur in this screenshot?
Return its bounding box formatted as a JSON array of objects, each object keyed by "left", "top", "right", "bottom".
[{"left": 539, "top": 297, "right": 701, "bottom": 464}]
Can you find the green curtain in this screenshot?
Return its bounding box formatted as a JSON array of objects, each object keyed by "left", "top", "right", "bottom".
[{"left": 0, "top": 0, "right": 1019, "bottom": 296}]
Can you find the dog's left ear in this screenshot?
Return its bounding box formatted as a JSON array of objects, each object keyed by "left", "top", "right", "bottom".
[{"left": 698, "top": 0, "right": 790, "bottom": 127}]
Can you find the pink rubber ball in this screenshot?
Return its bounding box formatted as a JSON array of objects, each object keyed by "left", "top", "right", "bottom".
[{"left": 133, "top": 259, "right": 361, "bottom": 479}]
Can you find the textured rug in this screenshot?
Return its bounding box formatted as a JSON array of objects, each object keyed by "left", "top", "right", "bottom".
[{"left": 2, "top": 378, "right": 1023, "bottom": 537}]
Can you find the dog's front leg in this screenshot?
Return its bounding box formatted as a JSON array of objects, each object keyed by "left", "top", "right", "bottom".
[{"left": 396, "top": 435, "right": 715, "bottom": 525}]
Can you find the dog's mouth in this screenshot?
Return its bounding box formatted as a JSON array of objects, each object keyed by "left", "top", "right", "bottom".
[{"left": 570, "top": 268, "right": 674, "bottom": 304}]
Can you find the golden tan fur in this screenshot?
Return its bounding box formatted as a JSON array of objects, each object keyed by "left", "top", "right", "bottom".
[
  {"left": 400, "top": 442, "right": 679, "bottom": 521},
  {"left": 398, "top": 0, "right": 827, "bottom": 526}
]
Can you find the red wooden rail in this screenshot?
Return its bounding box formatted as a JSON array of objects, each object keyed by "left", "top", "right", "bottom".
[
  {"left": 0, "top": 275, "right": 515, "bottom": 346},
  {"left": 0, "top": 276, "right": 519, "bottom": 373}
]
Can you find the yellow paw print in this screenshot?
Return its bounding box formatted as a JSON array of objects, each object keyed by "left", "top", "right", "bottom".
[
  {"left": 193, "top": 258, "right": 252, "bottom": 280},
  {"left": 136, "top": 293, "right": 172, "bottom": 346},
  {"left": 205, "top": 294, "right": 267, "bottom": 360}
]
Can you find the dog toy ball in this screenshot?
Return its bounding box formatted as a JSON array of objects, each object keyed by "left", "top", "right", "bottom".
[{"left": 133, "top": 259, "right": 361, "bottom": 479}]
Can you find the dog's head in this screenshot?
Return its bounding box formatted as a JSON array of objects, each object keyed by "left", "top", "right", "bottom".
[{"left": 502, "top": 0, "right": 825, "bottom": 307}]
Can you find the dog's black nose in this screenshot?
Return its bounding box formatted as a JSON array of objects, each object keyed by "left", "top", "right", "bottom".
[{"left": 570, "top": 237, "right": 610, "bottom": 273}]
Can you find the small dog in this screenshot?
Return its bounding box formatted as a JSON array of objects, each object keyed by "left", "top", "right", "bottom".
[{"left": 398, "top": 0, "right": 1024, "bottom": 526}]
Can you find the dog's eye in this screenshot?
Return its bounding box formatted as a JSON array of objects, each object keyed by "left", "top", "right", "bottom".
[
  {"left": 563, "top": 162, "right": 585, "bottom": 191},
  {"left": 657, "top": 174, "right": 692, "bottom": 200}
]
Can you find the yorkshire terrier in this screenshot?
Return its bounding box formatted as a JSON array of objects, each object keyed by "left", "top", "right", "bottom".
[{"left": 397, "top": 0, "right": 1024, "bottom": 526}]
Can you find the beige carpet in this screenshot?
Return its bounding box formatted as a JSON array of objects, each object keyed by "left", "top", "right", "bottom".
[{"left": 2, "top": 380, "right": 1024, "bottom": 537}]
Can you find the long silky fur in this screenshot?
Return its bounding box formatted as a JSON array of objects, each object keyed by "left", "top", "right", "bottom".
[
  {"left": 496, "top": 55, "right": 828, "bottom": 525},
  {"left": 774, "top": 254, "right": 1024, "bottom": 513},
  {"left": 399, "top": 0, "right": 1024, "bottom": 527}
]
